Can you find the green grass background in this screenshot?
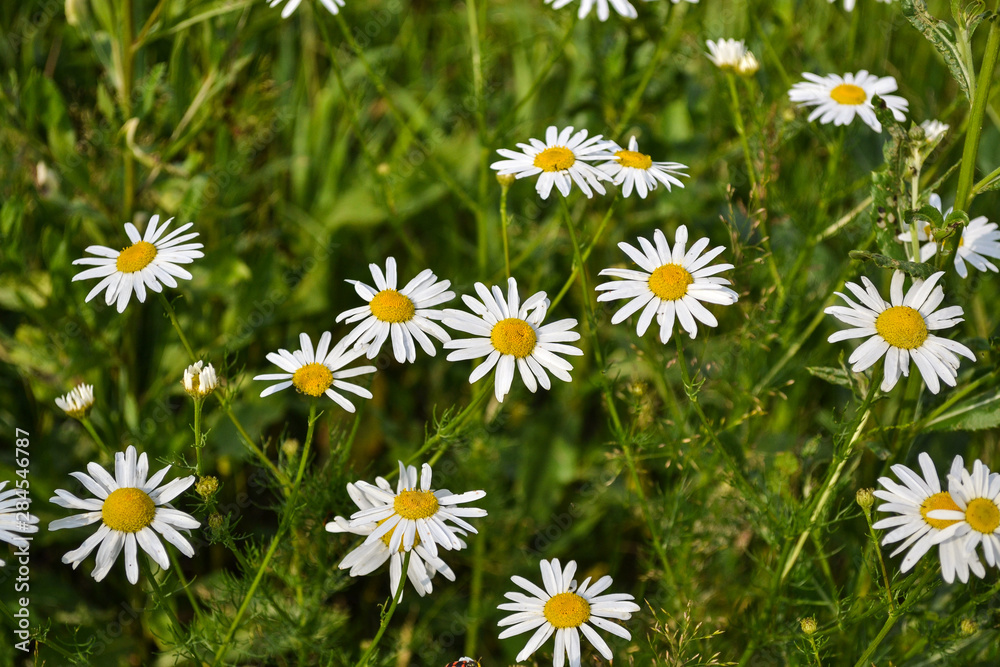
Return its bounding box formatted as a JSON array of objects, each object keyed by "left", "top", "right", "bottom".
[{"left": 1, "top": 0, "right": 999, "bottom": 664}]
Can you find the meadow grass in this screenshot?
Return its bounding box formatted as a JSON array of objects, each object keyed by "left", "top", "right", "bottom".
[{"left": 1, "top": 0, "right": 999, "bottom": 665}]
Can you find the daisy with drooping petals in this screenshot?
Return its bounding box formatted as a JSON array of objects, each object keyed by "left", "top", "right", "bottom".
[
  {"left": 327, "top": 479, "right": 460, "bottom": 598},
  {"left": 788, "top": 71, "right": 908, "bottom": 132},
  {"left": 442, "top": 277, "right": 583, "bottom": 403},
  {"left": 49, "top": 446, "right": 199, "bottom": 584},
  {"left": 71, "top": 215, "right": 203, "bottom": 313},
  {"left": 490, "top": 126, "right": 616, "bottom": 200},
  {"left": 336, "top": 257, "right": 454, "bottom": 363},
  {"left": 253, "top": 332, "right": 376, "bottom": 413},
  {"left": 929, "top": 459, "right": 1000, "bottom": 567},
  {"left": 347, "top": 461, "right": 486, "bottom": 560},
  {"left": 595, "top": 226, "right": 739, "bottom": 344},
  {"left": 55, "top": 383, "right": 95, "bottom": 419},
  {"left": 497, "top": 558, "right": 640, "bottom": 667},
  {"left": 544, "top": 0, "right": 637, "bottom": 21},
  {"left": 920, "top": 119, "right": 949, "bottom": 144},
  {"left": 705, "top": 39, "right": 751, "bottom": 71},
  {"left": 873, "top": 453, "right": 985, "bottom": 583},
  {"left": 270, "top": 0, "right": 344, "bottom": 18},
  {"left": 598, "top": 137, "right": 688, "bottom": 199},
  {"left": 825, "top": 271, "right": 976, "bottom": 393},
  {"left": 897, "top": 193, "right": 1000, "bottom": 278},
  {"left": 0, "top": 481, "right": 39, "bottom": 567}
]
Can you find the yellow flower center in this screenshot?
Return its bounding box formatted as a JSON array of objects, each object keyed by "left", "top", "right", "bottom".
[
  {"left": 393, "top": 489, "right": 440, "bottom": 520},
  {"left": 378, "top": 517, "right": 422, "bottom": 552},
  {"left": 533, "top": 146, "right": 575, "bottom": 172},
  {"left": 102, "top": 487, "right": 156, "bottom": 533},
  {"left": 490, "top": 318, "right": 537, "bottom": 358},
  {"left": 291, "top": 362, "right": 334, "bottom": 397},
  {"left": 965, "top": 498, "right": 1000, "bottom": 534},
  {"left": 116, "top": 241, "right": 158, "bottom": 273},
  {"left": 919, "top": 491, "right": 961, "bottom": 530},
  {"left": 369, "top": 289, "right": 416, "bottom": 323},
  {"left": 543, "top": 592, "right": 591, "bottom": 629},
  {"left": 875, "top": 306, "right": 928, "bottom": 350},
  {"left": 648, "top": 264, "right": 694, "bottom": 301},
  {"left": 615, "top": 149, "right": 653, "bottom": 170},
  {"left": 830, "top": 83, "right": 867, "bottom": 105}
]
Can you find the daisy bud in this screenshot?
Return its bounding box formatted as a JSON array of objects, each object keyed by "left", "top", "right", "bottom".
[
  {"left": 282, "top": 438, "right": 300, "bottom": 458},
  {"left": 196, "top": 476, "right": 219, "bottom": 500},
  {"left": 919, "top": 119, "right": 949, "bottom": 145},
  {"left": 800, "top": 617, "right": 817, "bottom": 635},
  {"left": 736, "top": 52, "right": 759, "bottom": 77},
  {"left": 960, "top": 619, "right": 978, "bottom": 636},
  {"left": 208, "top": 512, "right": 225, "bottom": 533},
  {"left": 376, "top": 162, "right": 391, "bottom": 176},
  {"left": 856, "top": 488, "right": 875, "bottom": 515},
  {"left": 55, "top": 383, "right": 95, "bottom": 420},
  {"left": 183, "top": 361, "right": 218, "bottom": 398},
  {"left": 496, "top": 172, "right": 516, "bottom": 188}
]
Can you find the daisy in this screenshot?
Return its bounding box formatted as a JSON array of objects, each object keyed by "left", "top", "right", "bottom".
[
  {"left": 929, "top": 459, "right": 1000, "bottom": 567},
  {"left": 253, "top": 332, "right": 377, "bottom": 413},
  {"left": 873, "top": 453, "right": 985, "bottom": 583},
  {"left": 788, "top": 71, "right": 908, "bottom": 132},
  {"left": 442, "top": 277, "right": 583, "bottom": 403},
  {"left": 490, "top": 126, "right": 616, "bottom": 200},
  {"left": 270, "top": 0, "right": 344, "bottom": 18},
  {"left": 897, "top": 193, "right": 1000, "bottom": 278},
  {"left": 598, "top": 137, "right": 688, "bottom": 199},
  {"left": 347, "top": 461, "right": 486, "bottom": 559},
  {"left": 920, "top": 119, "right": 949, "bottom": 144},
  {"left": 326, "top": 479, "right": 460, "bottom": 598},
  {"left": 0, "top": 481, "right": 40, "bottom": 567},
  {"left": 705, "top": 39, "right": 751, "bottom": 71},
  {"left": 56, "top": 383, "right": 95, "bottom": 419},
  {"left": 595, "top": 226, "right": 739, "bottom": 344},
  {"left": 71, "top": 214, "right": 203, "bottom": 313},
  {"left": 335, "top": 257, "right": 455, "bottom": 364},
  {"left": 828, "top": 0, "right": 895, "bottom": 10},
  {"left": 825, "top": 270, "right": 976, "bottom": 393},
  {"left": 544, "top": 0, "right": 637, "bottom": 21},
  {"left": 497, "top": 558, "right": 640, "bottom": 667},
  {"left": 49, "top": 446, "right": 199, "bottom": 584},
  {"left": 182, "top": 361, "right": 218, "bottom": 398}
]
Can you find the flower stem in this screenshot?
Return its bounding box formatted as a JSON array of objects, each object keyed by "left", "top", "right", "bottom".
[
  {"left": 500, "top": 183, "right": 512, "bottom": 279},
  {"left": 221, "top": 403, "right": 292, "bottom": 494},
  {"left": 121, "top": 0, "right": 135, "bottom": 220},
  {"left": 158, "top": 293, "right": 197, "bottom": 362},
  {"left": 851, "top": 610, "right": 901, "bottom": 667},
  {"left": 80, "top": 417, "right": 115, "bottom": 462},
  {"left": 193, "top": 397, "right": 204, "bottom": 476},
  {"left": 955, "top": 9, "right": 1000, "bottom": 211},
  {"left": 863, "top": 509, "right": 896, "bottom": 612},
  {"left": 550, "top": 194, "right": 618, "bottom": 312},
  {"left": 353, "top": 549, "right": 412, "bottom": 667}
]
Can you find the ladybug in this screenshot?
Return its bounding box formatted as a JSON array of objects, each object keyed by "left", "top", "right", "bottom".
[{"left": 444, "top": 659, "right": 480, "bottom": 667}]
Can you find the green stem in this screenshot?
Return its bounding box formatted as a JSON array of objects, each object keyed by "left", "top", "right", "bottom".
[
  {"left": 954, "top": 10, "right": 1000, "bottom": 211},
  {"left": 211, "top": 403, "right": 319, "bottom": 667},
  {"left": 463, "top": 528, "right": 486, "bottom": 657},
  {"left": 971, "top": 162, "right": 1000, "bottom": 196},
  {"left": 80, "top": 416, "right": 115, "bottom": 461},
  {"left": 353, "top": 549, "right": 412, "bottom": 667},
  {"left": 403, "top": 382, "right": 490, "bottom": 469},
  {"left": 168, "top": 548, "right": 204, "bottom": 623},
  {"left": 466, "top": 0, "right": 489, "bottom": 275},
  {"left": 193, "top": 397, "right": 204, "bottom": 476},
  {"left": 500, "top": 183, "right": 512, "bottom": 279},
  {"left": 863, "top": 509, "right": 896, "bottom": 612},
  {"left": 550, "top": 195, "right": 619, "bottom": 312},
  {"left": 851, "top": 611, "right": 901, "bottom": 667},
  {"left": 222, "top": 404, "right": 292, "bottom": 494},
  {"left": 808, "top": 634, "right": 823, "bottom": 667},
  {"left": 122, "top": 0, "right": 135, "bottom": 219},
  {"left": 145, "top": 567, "right": 184, "bottom": 640},
  {"left": 158, "top": 293, "right": 197, "bottom": 362}
]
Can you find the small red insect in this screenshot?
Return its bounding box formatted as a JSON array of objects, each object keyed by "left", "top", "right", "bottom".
[{"left": 444, "top": 658, "right": 480, "bottom": 667}]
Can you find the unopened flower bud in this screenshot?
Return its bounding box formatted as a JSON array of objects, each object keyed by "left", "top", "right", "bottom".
[
  {"left": 856, "top": 488, "right": 875, "bottom": 514},
  {"left": 496, "top": 172, "right": 516, "bottom": 188},
  {"left": 800, "top": 617, "right": 817, "bottom": 635},
  {"left": 183, "top": 361, "right": 218, "bottom": 398},
  {"left": 736, "top": 52, "right": 759, "bottom": 76},
  {"left": 282, "top": 438, "right": 300, "bottom": 458},
  {"left": 196, "top": 476, "right": 219, "bottom": 500},
  {"left": 960, "top": 619, "right": 977, "bottom": 636},
  {"left": 208, "top": 512, "right": 224, "bottom": 532}
]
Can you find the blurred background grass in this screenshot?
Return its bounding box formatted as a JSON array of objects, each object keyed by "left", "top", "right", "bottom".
[{"left": 1, "top": 0, "right": 999, "bottom": 664}]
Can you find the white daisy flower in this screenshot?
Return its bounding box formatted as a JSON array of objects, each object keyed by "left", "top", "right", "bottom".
[
  {"left": 0, "top": 481, "right": 40, "bottom": 567},
  {"left": 897, "top": 193, "right": 1000, "bottom": 278},
  {"left": 595, "top": 226, "right": 739, "bottom": 344},
  {"left": 598, "top": 137, "right": 688, "bottom": 199},
  {"left": 253, "top": 332, "right": 376, "bottom": 413},
  {"left": 873, "top": 453, "right": 985, "bottom": 583},
  {"left": 788, "top": 70, "right": 908, "bottom": 132},
  {"left": 490, "top": 126, "right": 616, "bottom": 200},
  {"left": 544, "top": 0, "right": 637, "bottom": 21},
  {"left": 326, "top": 480, "right": 460, "bottom": 598},
  {"left": 182, "top": 360, "right": 218, "bottom": 398},
  {"left": 442, "top": 277, "right": 583, "bottom": 403},
  {"left": 56, "top": 383, "right": 95, "bottom": 419},
  {"left": 828, "top": 0, "right": 895, "bottom": 10},
  {"left": 270, "top": 0, "right": 344, "bottom": 18},
  {"left": 71, "top": 214, "right": 204, "bottom": 313},
  {"left": 825, "top": 270, "right": 976, "bottom": 394},
  {"left": 920, "top": 119, "right": 949, "bottom": 144},
  {"left": 929, "top": 459, "right": 1000, "bottom": 568},
  {"left": 335, "top": 257, "right": 454, "bottom": 364},
  {"left": 497, "top": 558, "right": 640, "bottom": 667},
  {"left": 347, "top": 461, "right": 486, "bottom": 560},
  {"left": 705, "top": 39, "right": 751, "bottom": 71},
  {"left": 48, "top": 445, "right": 199, "bottom": 584}
]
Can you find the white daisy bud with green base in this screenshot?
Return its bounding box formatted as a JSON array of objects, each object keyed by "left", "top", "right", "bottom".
[
  {"left": 71, "top": 215, "right": 203, "bottom": 313},
  {"left": 442, "top": 277, "right": 583, "bottom": 403},
  {"left": 48, "top": 446, "right": 200, "bottom": 584},
  {"left": 920, "top": 120, "right": 949, "bottom": 145},
  {"left": 825, "top": 271, "right": 976, "bottom": 394},
  {"left": 182, "top": 361, "right": 218, "bottom": 398},
  {"left": 253, "top": 332, "right": 377, "bottom": 413},
  {"left": 270, "top": 0, "right": 345, "bottom": 18},
  {"left": 788, "top": 70, "right": 908, "bottom": 133},
  {"left": 497, "top": 558, "right": 640, "bottom": 667},
  {"left": 55, "top": 383, "right": 95, "bottom": 420},
  {"left": 929, "top": 459, "right": 1000, "bottom": 568},
  {"left": 0, "top": 481, "right": 40, "bottom": 567},
  {"left": 335, "top": 257, "right": 455, "bottom": 364},
  {"left": 705, "top": 39, "right": 752, "bottom": 72}
]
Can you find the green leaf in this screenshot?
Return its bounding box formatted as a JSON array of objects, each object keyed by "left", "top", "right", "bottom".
[
  {"left": 903, "top": 204, "right": 945, "bottom": 229},
  {"left": 806, "top": 366, "right": 853, "bottom": 388},
  {"left": 902, "top": 0, "right": 974, "bottom": 101},
  {"left": 926, "top": 389, "right": 1000, "bottom": 431},
  {"left": 848, "top": 250, "right": 936, "bottom": 279}
]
